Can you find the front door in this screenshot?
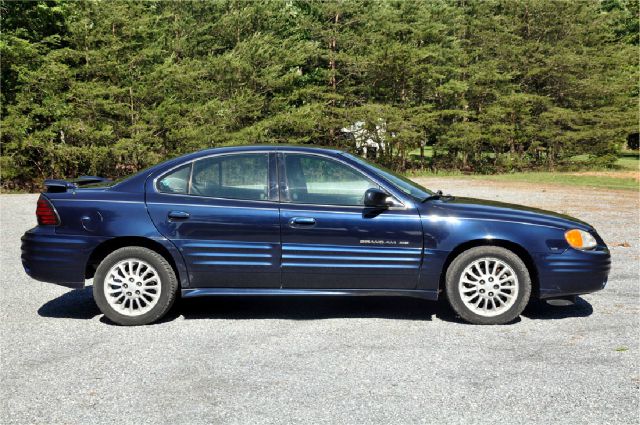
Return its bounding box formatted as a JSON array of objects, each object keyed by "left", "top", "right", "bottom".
[
  {"left": 277, "top": 152, "right": 423, "bottom": 289},
  {"left": 146, "top": 152, "right": 281, "bottom": 288}
]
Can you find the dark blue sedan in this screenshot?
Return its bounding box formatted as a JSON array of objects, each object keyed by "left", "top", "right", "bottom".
[{"left": 21, "top": 146, "right": 610, "bottom": 325}]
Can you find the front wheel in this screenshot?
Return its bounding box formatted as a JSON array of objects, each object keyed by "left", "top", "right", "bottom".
[
  {"left": 445, "top": 246, "right": 531, "bottom": 325},
  {"left": 93, "top": 247, "right": 178, "bottom": 325}
]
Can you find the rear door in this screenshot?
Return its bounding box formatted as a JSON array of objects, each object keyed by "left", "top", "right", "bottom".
[
  {"left": 145, "top": 152, "right": 281, "bottom": 288},
  {"left": 277, "top": 152, "right": 424, "bottom": 290}
]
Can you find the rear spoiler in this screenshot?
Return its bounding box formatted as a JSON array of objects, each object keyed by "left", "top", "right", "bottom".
[{"left": 44, "top": 176, "right": 112, "bottom": 193}]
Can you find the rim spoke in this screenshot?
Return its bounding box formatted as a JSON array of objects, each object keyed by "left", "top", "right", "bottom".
[
  {"left": 118, "top": 264, "right": 128, "bottom": 278},
  {"left": 142, "top": 290, "right": 158, "bottom": 299},
  {"left": 467, "top": 267, "right": 482, "bottom": 280},
  {"left": 462, "top": 290, "right": 477, "bottom": 298},
  {"left": 498, "top": 276, "right": 514, "bottom": 284},
  {"left": 497, "top": 268, "right": 510, "bottom": 279}
]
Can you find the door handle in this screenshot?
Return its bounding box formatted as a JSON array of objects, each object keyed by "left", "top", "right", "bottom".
[
  {"left": 289, "top": 217, "right": 316, "bottom": 227},
  {"left": 168, "top": 211, "right": 190, "bottom": 220}
]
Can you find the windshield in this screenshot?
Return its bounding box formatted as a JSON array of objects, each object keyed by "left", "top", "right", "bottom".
[{"left": 342, "top": 153, "right": 433, "bottom": 201}]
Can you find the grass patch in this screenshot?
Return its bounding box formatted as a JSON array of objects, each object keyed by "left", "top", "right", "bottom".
[
  {"left": 615, "top": 153, "right": 639, "bottom": 171},
  {"left": 409, "top": 170, "right": 638, "bottom": 191},
  {"left": 476, "top": 172, "right": 638, "bottom": 191}
]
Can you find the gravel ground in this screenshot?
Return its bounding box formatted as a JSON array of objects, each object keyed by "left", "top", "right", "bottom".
[{"left": 1, "top": 179, "right": 638, "bottom": 425}]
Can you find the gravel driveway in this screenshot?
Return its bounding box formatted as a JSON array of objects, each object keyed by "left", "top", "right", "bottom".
[{"left": 1, "top": 179, "right": 638, "bottom": 425}]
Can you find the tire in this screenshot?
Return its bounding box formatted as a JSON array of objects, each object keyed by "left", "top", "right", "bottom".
[
  {"left": 93, "top": 246, "right": 178, "bottom": 326},
  {"left": 445, "top": 246, "right": 531, "bottom": 325}
]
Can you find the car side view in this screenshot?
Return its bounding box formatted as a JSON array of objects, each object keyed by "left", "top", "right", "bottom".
[{"left": 21, "top": 146, "right": 610, "bottom": 325}]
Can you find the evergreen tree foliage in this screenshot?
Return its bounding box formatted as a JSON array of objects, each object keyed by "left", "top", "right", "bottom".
[{"left": 1, "top": 0, "right": 637, "bottom": 188}]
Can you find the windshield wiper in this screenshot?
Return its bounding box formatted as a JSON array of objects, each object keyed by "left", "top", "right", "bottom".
[
  {"left": 422, "top": 190, "right": 454, "bottom": 202},
  {"left": 422, "top": 190, "right": 443, "bottom": 202}
]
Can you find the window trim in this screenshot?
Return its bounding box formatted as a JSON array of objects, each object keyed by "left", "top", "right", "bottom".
[
  {"left": 153, "top": 152, "right": 275, "bottom": 203},
  {"left": 152, "top": 150, "right": 409, "bottom": 209}
]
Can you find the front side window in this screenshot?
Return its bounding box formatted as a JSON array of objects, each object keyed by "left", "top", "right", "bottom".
[
  {"left": 282, "top": 154, "right": 377, "bottom": 206},
  {"left": 343, "top": 153, "right": 433, "bottom": 201},
  {"left": 190, "top": 153, "right": 269, "bottom": 201}
]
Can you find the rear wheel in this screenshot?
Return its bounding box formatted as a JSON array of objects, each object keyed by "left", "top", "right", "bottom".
[
  {"left": 93, "top": 247, "right": 178, "bottom": 325},
  {"left": 445, "top": 246, "right": 531, "bottom": 325}
]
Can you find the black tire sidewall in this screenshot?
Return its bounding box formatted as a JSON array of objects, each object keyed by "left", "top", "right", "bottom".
[
  {"left": 93, "top": 247, "right": 178, "bottom": 326},
  {"left": 445, "top": 246, "right": 531, "bottom": 325}
]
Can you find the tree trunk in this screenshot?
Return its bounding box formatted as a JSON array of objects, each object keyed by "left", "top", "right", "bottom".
[{"left": 327, "top": 11, "right": 340, "bottom": 145}]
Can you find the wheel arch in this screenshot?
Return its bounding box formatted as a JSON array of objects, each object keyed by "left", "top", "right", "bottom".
[
  {"left": 438, "top": 239, "right": 539, "bottom": 299},
  {"left": 85, "top": 237, "right": 182, "bottom": 286}
]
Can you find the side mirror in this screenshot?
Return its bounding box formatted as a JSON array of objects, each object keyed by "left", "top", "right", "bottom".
[{"left": 364, "top": 188, "right": 393, "bottom": 208}]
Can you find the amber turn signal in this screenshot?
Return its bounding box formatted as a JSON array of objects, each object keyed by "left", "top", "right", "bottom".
[{"left": 564, "top": 229, "right": 597, "bottom": 250}]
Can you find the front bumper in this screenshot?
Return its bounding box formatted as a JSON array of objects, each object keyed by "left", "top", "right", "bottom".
[
  {"left": 21, "top": 227, "right": 101, "bottom": 289},
  {"left": 535, "top": 246, "right": 610, "bottom": 299}
]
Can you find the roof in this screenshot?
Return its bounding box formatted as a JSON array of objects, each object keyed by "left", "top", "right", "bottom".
[
  {"left": 111, "top": 144, "right": 344, "bottom": 192},
  {"left": 193, "top": 145, "right": 343, "bottom": 155}
]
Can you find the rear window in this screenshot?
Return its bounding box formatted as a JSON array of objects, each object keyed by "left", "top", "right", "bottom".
[{"left": 156, "top": 153, "right": 269, "bottom": 201}]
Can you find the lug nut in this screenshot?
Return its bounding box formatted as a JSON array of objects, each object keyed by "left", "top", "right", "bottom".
[
  {"left": 493, "top": 285, "right": 499, "bottom": 289},
  {"left": 489, "top": 278, "right": 493, "bottom": 282},
  {"left": 480, "top": 289, "right": 485, "bottom": 294},
  {"left": 123, "top": 284, "right": 128, "bottom": 288},
  {"left": 135, "top": 290, "right": 140, "bottom": 295},
  {"left": 126, "top": 292, "right": 132, "bottom": 296},
  {"left": 479, "top": 280, "right": 485, "bottom": 284},
  {"left": 137, "top": 282, "right": 142, "bottom": 286},
  {"left": 489, "top": 292, "right": 494, "bottom": 296},
  {"left": 129, "top": 278, "right": 134, "bottom": 282}
]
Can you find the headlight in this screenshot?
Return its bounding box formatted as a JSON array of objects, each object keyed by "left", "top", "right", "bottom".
[{"left": 564, "top": 229, "right": 597, "bottom": 250}]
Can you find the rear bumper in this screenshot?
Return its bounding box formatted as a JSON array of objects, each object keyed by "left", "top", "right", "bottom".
[
  {"left": 21, "top": 227, "right": 101, "bottom": 289},
  {"left": 535, "top": 247, "right": 611, "bottom": 299}
]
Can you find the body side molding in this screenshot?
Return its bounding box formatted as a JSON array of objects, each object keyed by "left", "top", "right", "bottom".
[{"left": 181, "top": 287, "right": 438, "bottom": 300}]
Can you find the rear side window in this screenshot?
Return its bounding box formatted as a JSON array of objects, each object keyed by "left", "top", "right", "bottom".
[
  {"left": 157, "top": 164, "right": 191, "bottom": 194},
  {"left": 190, "top": 153, "right": 269, "bottom": 201}
]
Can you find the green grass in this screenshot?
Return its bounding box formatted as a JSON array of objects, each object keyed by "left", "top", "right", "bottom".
[
  {"left": 469, "top": 172, "right": 638, "bottom": 191},
  {"left": 615, "top": 151, "right": 640, "bottom": 170},
  {"left": 409, "top": 170, "right": 638, "bottom": 191}
]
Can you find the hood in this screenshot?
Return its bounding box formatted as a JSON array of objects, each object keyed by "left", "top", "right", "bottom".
[{"left": 422, "top": 196, "right": 593, "bottom": 231}]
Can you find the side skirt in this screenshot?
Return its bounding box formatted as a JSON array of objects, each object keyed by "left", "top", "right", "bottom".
[{"left": 181, "top": 288, "right": 439, "bottom": 301}]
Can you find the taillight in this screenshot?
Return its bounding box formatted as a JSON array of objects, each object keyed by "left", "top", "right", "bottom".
[{"left": 36, "top": 196, "right": 60, "bottom": 226}]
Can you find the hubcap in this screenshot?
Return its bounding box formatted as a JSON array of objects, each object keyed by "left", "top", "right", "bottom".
[
  {"left": 104, "top": 259, "right": 161, "bottom": 317},
  {"left": 458, "top": 257, "right": 519, "bottom": 317}
]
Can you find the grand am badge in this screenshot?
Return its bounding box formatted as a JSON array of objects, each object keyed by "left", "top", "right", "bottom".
[{"left": 360, "top": 240, "right": 409, "bottom": 245}]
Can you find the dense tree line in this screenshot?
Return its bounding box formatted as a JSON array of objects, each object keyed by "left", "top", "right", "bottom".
[{"left": 1, "top": 0, "right": 637, "bottom": 189}]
